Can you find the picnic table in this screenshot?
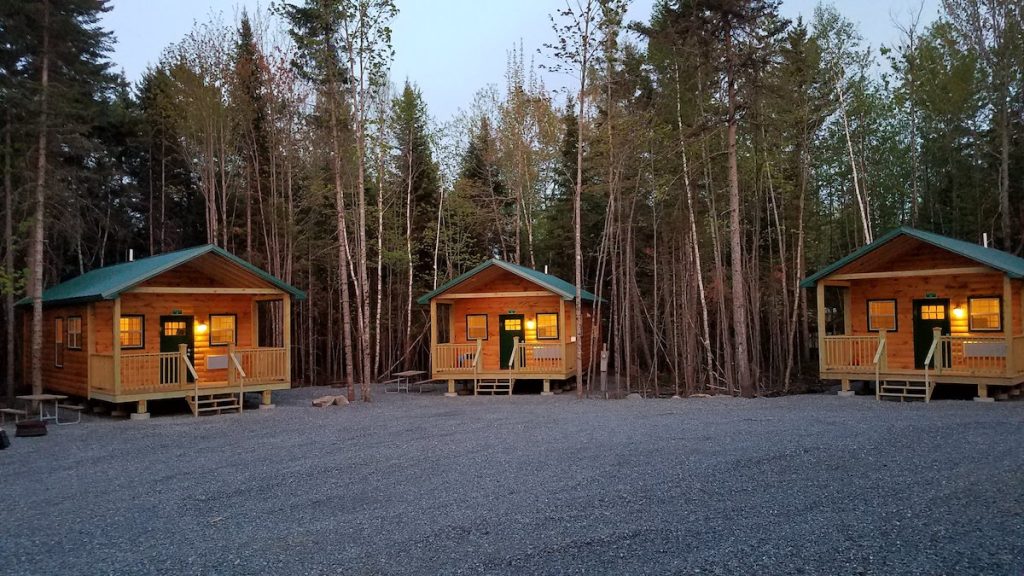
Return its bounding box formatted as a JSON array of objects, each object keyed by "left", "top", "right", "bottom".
[
  {"left": 384, "top": 370, "right": 429, "bottom": 393},
  {"left": 16, "top": 394, "right": 80, "bottom": 425}
]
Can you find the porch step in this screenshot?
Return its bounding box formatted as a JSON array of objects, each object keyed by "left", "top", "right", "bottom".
[
  {"left": 475, "top": 378, "right": 514, "bottom": 396},
  {"left": 186, "top": 393, "right": 242, "bottom": 416},
  {"left": 877, "top": 380, "right": 933, "bottom": 403}
]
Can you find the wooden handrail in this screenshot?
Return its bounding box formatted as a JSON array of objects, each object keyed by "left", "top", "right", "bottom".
[
  {"left": 182, "top": 353, "right": 199, "bottom": 381},
  {"left": 229, "top": 352, "right": 247, "bottom": 378},
  {"left": 873, "top": 330, "right": 887, "bottom": 399}
]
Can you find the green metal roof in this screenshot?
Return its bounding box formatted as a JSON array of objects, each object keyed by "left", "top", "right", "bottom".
[
  {"left": 17, "top": 244, "right": 306, "bottom": 307},
  {"left": 416, "top": 259, "right": 600, "bottom": 305},
  {"left": 800, "top": 226, "right": 1024, "bottom": 288}
]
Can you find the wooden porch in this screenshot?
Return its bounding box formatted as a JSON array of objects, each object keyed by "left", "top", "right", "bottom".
[
  {"left": 87, "top": 344, "right": 290, "bottom": 411},
  {"left": 821, "top": 330, "right": 1024, "bottom": 401},
  {"left": 432, "top": 338, "right": 579, "bottom": 395}
]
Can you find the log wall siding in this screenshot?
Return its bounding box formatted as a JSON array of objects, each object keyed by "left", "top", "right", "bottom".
[
  {"left": 113, "top": 292, "right": 256, "bottom": 382},
  {"left": 848, "top": 274, "right": 1021, "bottom": 370},
  {"left": 21, "top": 303, "right": 91, "bottom": 397}
]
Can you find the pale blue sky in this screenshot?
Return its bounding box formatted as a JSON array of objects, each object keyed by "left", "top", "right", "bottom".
[{"left": 102, "top": 0, "right": 941, "bottom": 121}]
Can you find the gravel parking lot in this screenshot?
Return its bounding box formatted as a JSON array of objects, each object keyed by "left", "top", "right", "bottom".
[{"left": 2, "top": 388, "right": 1022, "bottom": 575}]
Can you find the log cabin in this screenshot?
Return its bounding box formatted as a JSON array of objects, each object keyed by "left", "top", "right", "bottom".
[
  {"left": 417, "top": 259, "right": 601, "bottom": 395},
  {"left": 18, "top": 245, "right": 305, "bottom": 418},
  {"left": 802, "top": 227, "right": 1024, "bottom": 402}
]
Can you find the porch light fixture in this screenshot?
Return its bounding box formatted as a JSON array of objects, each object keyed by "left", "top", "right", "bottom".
[
  {"left": 526, "top": 319, "right": 536, "bottom": 330},
  {"left": 952, "top": 305, "right": 965, "bottom": 320},
  {"left": 196, "top": 321, "right": 209, "bottom": 335}
]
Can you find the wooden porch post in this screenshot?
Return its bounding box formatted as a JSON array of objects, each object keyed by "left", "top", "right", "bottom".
[
  {"left": 113, "top": 297, "right": 122, "bottom": 396},
  {"left": 430, "top": 299, "right": 438, "bottom": 376},
  {"left": 559, "top": 299, "right": 567, "bottom": 373},
  {"left": 86, "top": 303, "right": 95, "bottom": 400},
  {"left": 816, "top": 282, "right": 826, "bottom": 369},
  {"left": 178, "top": 343, "right": 187, "bottom": 388},
  {"left": 283, "top": 294, "right": 292, "bottom": 384},
  {"left": 1004, "top": 275, "right": 1014, "bottom": 377}
]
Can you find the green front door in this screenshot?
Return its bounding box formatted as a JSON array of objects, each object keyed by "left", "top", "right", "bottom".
[
  {"left": 160, "top": 316, "right": 194, "bottom": 383},
  {"left": 498, "top": 314, "right": 524, "bottom": 369},
  {"left": 912, "top": 300, "right": 949, "bottom": 369}
]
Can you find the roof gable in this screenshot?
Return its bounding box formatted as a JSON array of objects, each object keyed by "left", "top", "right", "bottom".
[
  {"left": 416, "top": 259, "right": 599, "bottom": 304},
  {"left": 18, "top": 245, "right": 306, "bottom": 307},
  {"left": 801, "top": 227, "right": 1024, "bottom": 288}
]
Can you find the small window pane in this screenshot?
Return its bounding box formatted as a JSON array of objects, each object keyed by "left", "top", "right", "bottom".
[
  {"left": 920, "top": 305, "right": 945, "bottom": 320},
  {"left": 210, "top": 315, "right": 236, "bottom": 346},
  {"left": 969, "top": 297, "right": 1001, "bottom": 331},
  {"left": 466, "top": 315, "right": 487, "bottom": 340},
  {"left": 536, "top": 313, "right": 559, "bottom": 339},
  {"left": 120, "top": 316, "right": 145, "bottom": 349},
  {"left": 163, "top": 321, "right": 187, "bottom": 337},
  {"left": 504, "top": 318, "right": 521, "bottom": 331},
  {"left": 67, "top": 317, "right": 82, "bottom": 350},
  {"left": 868, "top": 300, "right": 897, "bottom": 332}
]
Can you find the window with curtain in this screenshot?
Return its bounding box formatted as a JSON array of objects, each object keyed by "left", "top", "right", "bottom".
[
  {"left": 968, "top": 297, "right": 1001, "bottom": 331},
  {"left": 210, "top": 315, "right": 237, "bottom": 346},
  {"left": 67, "top": 316, "right": 82, "bottom": 350},
  {"left": 867, "top": 300, "right": 897, "bottom": 332},
  {"left": 120, "top": 315, "right": 145, "bottom": 349},
  {"left": 536, "top": 313, "right": 558, "bottom": 339},
  {"left": 466, "top": 314, "right": 487, "bottom": 340}
]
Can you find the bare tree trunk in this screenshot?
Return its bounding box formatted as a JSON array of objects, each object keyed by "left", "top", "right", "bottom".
[
  {"left": 836, "top": 73, "right": 871, "bottom": 244},
  {"left": 726, "top": 29, "right": 752, "bottom": 397},
  {"left": 4, "top": 110, "right": 14, "bottom": 402},
  {"left": 328, "top": 95, "right": 355, "bottom": 402},
  {"left": 30, "top": 0, "right": 51, "bottom": 400},
  {"left": 405, "top": 122, "right": 414, "bottom": 370}
]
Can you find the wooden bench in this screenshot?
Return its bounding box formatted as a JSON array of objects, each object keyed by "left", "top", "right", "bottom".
[{"left": 0, "top": 408, "right": 28, "bottom": 425}]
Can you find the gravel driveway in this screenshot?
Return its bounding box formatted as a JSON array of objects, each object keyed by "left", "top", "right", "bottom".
[{"left": 1, "top": 388, "right": 1022, "bottom": 575}]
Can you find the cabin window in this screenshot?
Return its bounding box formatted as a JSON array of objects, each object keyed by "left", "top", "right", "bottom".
[
  {"left": 466, "top": 314, "right": 488, "bottom": 340},
  {"left": 54, "top": 318, "right": 64, "bottom": 367},
  {"left": 67, "top": 316, "right": 82, "bottom": 350},
  {"left": 867, "top": 300, "right": 897, "bottom": 332},
  {"left": 209, "top": 314, "right": 237, "bottom": 346},
  {"left": 536, "top": 313, "right": 559, "bottom": 340},
  {"left": 120, "top": 315, "right": 145, "bottom": 349},
  {"left": 968, "top": 297, "right": 1002, "bottom": 331}
]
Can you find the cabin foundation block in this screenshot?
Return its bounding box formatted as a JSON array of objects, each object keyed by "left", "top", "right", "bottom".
[
  {"left": 444, "top": 380, "right": 457, "bottom": 398},
  {"left": 541, "top": 379, "right": 553, "bottom": 396},
  {"left": 260, "top": 390, "right": 275, "bottom": 409},
  {"left": 837, "top": 390, "right": 855, "bottom": 398},
  {"left": 130, "top": 400, "right": 150, "bottom": 420},
  {"left": 974, "top": 383, "right": 994, "bottom": 402},
  {"left": 973, "top": 396, "right": 995, "bottom": 403}
]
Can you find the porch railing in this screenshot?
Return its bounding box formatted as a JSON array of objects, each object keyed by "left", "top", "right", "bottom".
[
  {"left": 434, "top": 342, "right": 480, "bottom": 373},
  {"left": 938, "top": 334, "right": 1009, "bottom": 376},
  {"left": 1014, "top": 335, "right": 1024, "bottom": 375},
  {"left": 233, "top": 347, "right": 288, "bottom": 385},
  {"left": 120, "top": 351, "right": 182, "bottom": 393},
  {"left": 821, "top": 335, "right": 881, "bottom": 372},
  {"left": 513, "top": 341, "right": 565, "bottom": 374},
  {"left": 87, "top": 346, "right": 289, "bottom": 397}
]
